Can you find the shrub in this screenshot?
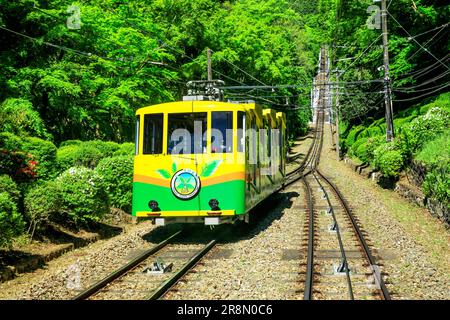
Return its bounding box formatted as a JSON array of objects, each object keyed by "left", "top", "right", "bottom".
[
  {"left": 393, "top": 115, "right": 417, "bottom": 132},
  {"left": 367, "top": 125, "right": 384, "bottom": 137},
  {"left": 422, "top": 165, "right": 450, "bottom": 210},
  {"left": 356, "top": 141, "right": 373, "bottom": 163},
  {"left": 0, "top": 149, "right": 37, "bottom": 182},
  {"left": 415, "top": 130, "right": 450, "bottom": 209},
  {"left": 0, "top": 132, "right": 24, "bottom": 151},
  {"left": 56, "top": 167, "right": 109, "bottom": 224},
  {"left": 113, "top": 143, "right": 135, "bottom": 156},
  {"left": 373, "top": 143, "right": 404, "bottom": 178},
  {"left": 59, "top": 140, "right": 83, "bottom": 148},
  {"left": 364, "top": 136, "right": 385, "bottom": 163},
  {"left": 0, "top": 192, "right": 25, "bottom": 248},
  {"left": 0, "top": 98, "right": 50, "bottom": 139},
  {"left": 346, "top": 125, "right": 366, "bottom": 148},
  {"left": 0, "top": 133, "right": 40, "bottom": 182},
  {"left": 84, "top": 140, "right": 120, "bottom": 157},
  {"left": 415, "top": 130, "right": 450, "bottom": 166},
  {"left": 57, "top": 144, "right": 103, "bottom": 171},
  {"left": 407, "top": 106, "right": 450, "bottom": 151},
  {"left": 0, "top": 174, "right": 20, "bottom": 204},
  {"left": 22, "top": 137, "right": 57, "bottom": 180},
  {"left": 96, "top": 155, "right": 134, "bottom": 212},
  {"left": 24, "top": 180, "right": 60, "bottom": 237},
  {"left": 349, "top": 137, "right": 367, "bottom": 158}
]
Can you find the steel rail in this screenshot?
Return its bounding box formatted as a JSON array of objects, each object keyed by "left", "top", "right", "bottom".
[
  {"left": 72, "top": 230, "right": 182, "bottom": 300},
  {"left": 312, "top": 172, "right": 354, "bottom": 300},
  {"left": 146, "top": 239, "right": 217, "bottom": 300},
  {"left": 302, "top": 176, "right": 315, "bottom": 300},
  {"left": 315, "top": 169, "right": 391, "bottom": 300}
]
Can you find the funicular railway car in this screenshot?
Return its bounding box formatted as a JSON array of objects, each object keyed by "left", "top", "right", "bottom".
[{"left": 132, "top": 99, "right": 286, "bottom": 226}]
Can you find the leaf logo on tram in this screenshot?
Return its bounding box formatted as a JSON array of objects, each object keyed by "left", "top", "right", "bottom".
[{"left": 170, "top": 169, "right": 201, "bottom": 200}]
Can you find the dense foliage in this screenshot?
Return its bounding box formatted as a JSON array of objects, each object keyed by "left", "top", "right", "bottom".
[
  {"left": 0, "top": 0, "right": 334, "bottom": 143},
  {"left": 334, "top": 0, "right": 449, "bottom": 124},
  {"left": 343, "top": 93, "right": 450, "bottom": 209}
]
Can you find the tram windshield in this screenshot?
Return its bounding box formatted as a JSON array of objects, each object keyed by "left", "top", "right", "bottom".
[{"left": 168, "top": 113, "right": 207, "bottom": 154}]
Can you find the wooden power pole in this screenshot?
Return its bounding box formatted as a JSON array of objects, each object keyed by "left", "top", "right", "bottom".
[
  {"left": 381, "top": 0, "right": 394, "bottom": 141},
  {"left": 335, "top": 71, "right": 341, "bottom": 160},
  {"left": 207, "top": 48, "right": 213, "bottom": 81}
]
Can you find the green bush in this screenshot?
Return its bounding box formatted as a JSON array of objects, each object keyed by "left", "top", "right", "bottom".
[
  {"left": 415, "top": 130, "right": 450, "bottom": 209},
  {"left": 364, "top": 136, "right": 385, "bottom": 162},
  {"left": 0, "top": 98, "right": 50, "bottom": 139},
  {"left": 419, "top": 104, "right": 431, "bottom": 115},
  {"left": 349, "top": 137, "right": 367, "bottom": 158},
  {"left": 0, "top": 192, "right": 25, "bottom": 248},
  {"left": 367, "top": 125, "right": 384, "bottom": 137},
  {"left": 56, "top": 167, "right": 109, "bottom": 224},
  {"left": 96, "top": 155, "right": 134, "bottom": 212},
  {"left": 393, "top": 115, "right": 417, "bottom": 132},
  {"left": 113, "top": 143, "right": 135, "bottom": 156},
  {"left": 59, "top": 140, "right": 83, "bottom": 148},
  {"left": 24, "top": 180, "right": 60, "bottom": 236},
  {"left": 346, "top": 125, "right": 366, "bottom": 148},
  {"left": 22, "top": 137, "right": 58, "bottom": 180},
  {"left": 0, "top": 149, "right": 37, "bottom": 182},
  {"left": 57, "top": 144, "right": 104, "bottom": 171},
  {"left": 0, "top": 132, "right": 24, "bottom": 151},
  {"left": 422, "top": 165, "right": 450, "bottom": 210},
  {"left": 56, "top": 140, "right": 123, "bottom": 172},
  {"left": 84, "top": 140, "right": 120, "bottom": 157},
  {"left": 415, "top": 130, "right": 450, "bottom": 166},
  {"left": 407, "top": 106, "right": 450, "bottom": 151},
  {"left": 373, "top": 143, "right": 404, "bottom": 178},
  {"left": 0, "top": 174, "right": 21, "bottom": 204}
]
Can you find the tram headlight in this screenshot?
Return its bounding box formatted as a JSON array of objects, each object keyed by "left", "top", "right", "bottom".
[
  {"left": 208, "top": 199, "right": 220, "bottom": 211},
  {"left": 148, "top": 200, "right": 160, "bottom": 212}
]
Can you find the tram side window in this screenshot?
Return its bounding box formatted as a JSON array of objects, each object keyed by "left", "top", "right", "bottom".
[
  {"left": 135, "top": 116, "right": 140, "bottom": 155},
  {"left": 212, "top": 111, "right": 233, "bottom": 153},
  {"left": 237, "top": 111, "right": 245, "bottom": 152},
  {"left": 143, "top": 114, "right": 163, "bottom": 155}
]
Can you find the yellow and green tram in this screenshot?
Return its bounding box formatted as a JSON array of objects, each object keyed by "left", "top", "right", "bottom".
[{"left": 132, "top": 100, "right": 286, "bottom": 225}]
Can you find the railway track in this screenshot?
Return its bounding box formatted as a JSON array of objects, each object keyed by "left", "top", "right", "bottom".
[
  {"left": 296, "top": 105, "right": 390, "bottom": 300},
  {"left": 72, "top": 230, "right": 218, "bottom": 300},
  {"left": 291, "top": 47, "right": 391, "bottom": 300}
]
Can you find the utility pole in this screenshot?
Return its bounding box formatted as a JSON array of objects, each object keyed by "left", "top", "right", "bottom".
[
  {"left": 334, "top": 70, "right": 341, "bottom": 160},
  {"left": 381, "top": 0, "right": 394, "bottom": 141},
  {"left": 207, "top": 48, "right": 213, "bottom": 81}
]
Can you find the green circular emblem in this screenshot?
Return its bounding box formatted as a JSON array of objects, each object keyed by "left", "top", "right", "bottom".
[{"left": 170, "top": 169, "right": 201, "bottom": 200}]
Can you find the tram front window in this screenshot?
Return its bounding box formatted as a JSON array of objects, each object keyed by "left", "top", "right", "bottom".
[{"left": 168, "top": 113, "right": 207, "bottom": 154}]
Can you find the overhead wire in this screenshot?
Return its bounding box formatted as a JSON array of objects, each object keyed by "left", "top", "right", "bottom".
[
  {"left": 387, "top": 10, "right": 450, "bottom": 71},
  {"left": 210, "top": 49, "right": 268, "bottom": 86},
  {"left": 394, "top": 81, "right": 450, "bottom": 93},
  {"left": 393, "top": 82, "right": 450, "bottom": 102},
  {"left": 406, "top": 24, "right": 448, "bottom": 61}
]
